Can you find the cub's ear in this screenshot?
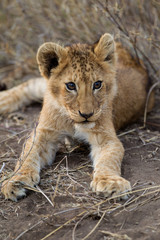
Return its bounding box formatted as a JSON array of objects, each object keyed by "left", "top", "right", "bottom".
[
  {"left": 94, "top": 33, "right": 116, "bottom": 64},
  {"left": 37, "top": 42, "right": 67, "bottom": 79}
]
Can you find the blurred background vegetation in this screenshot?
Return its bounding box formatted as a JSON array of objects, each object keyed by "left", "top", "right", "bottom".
[{"left": 0, "top": 0, "right": 159, "bottom": 89}]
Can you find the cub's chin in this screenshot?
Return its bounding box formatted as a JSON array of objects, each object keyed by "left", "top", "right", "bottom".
[{"left": 74, "top": 121, "right": 95, "bottom": 130}]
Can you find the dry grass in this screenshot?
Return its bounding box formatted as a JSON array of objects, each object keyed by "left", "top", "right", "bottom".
[
  {"left": 97, "top": 1, "right": 160, "bottom": 83},
  {"left": 13, "top": 155, "right": 160, "bottom": 240}
]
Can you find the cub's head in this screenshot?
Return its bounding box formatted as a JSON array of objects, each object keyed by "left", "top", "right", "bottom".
[{"left": 37, "top": 34, "right": 117, "bottom": 128}]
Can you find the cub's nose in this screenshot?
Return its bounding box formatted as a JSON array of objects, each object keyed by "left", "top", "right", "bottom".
[{"left": 79, "top": 111, "right": 94, "bottom": 119}]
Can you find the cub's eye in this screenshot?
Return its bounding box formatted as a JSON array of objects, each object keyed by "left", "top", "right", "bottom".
[
  {"left": 65, "top": 82, "right": 76, "bottom": 91},
  {"left": 93, "top": 81, "right": 102, "bottom": 90}
]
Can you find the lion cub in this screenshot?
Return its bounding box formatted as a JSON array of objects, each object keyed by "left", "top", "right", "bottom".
[{"left": 1, "top": 34, "right": 154, "bottom": 201}]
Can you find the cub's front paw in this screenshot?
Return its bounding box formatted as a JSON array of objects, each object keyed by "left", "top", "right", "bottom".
[
  {"left": 1, "top": 170, "right": 40, "bottom": 201},
  {"left": 91, "top": 174, "right": 131, "bottom": 199}
]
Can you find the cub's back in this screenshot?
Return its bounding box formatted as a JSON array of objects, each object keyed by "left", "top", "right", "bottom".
[{"left": 113, "top": 43, "right": 154, "bottom": 130}]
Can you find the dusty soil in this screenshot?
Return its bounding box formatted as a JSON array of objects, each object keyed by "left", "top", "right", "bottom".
[{"left": 0, "top": 97, "right": 160, "bottom": 240}]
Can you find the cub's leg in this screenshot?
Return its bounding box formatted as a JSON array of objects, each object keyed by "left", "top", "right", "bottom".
[
  {"left": 0, "top": 77, "right": 46, "bottom": 115},
  {"left": 1, "top": 127, "right": 57, "bottom": 201},
  {"left": 90, "top": 122, "right": 131, "bottom": 199},
  {"left": 1, "top": 105, "right": 72, "bottom": 201}
]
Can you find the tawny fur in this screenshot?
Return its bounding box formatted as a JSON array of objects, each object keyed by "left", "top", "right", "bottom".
[{"left": 1, "top": 34, "right": 154, "bottom": 201}]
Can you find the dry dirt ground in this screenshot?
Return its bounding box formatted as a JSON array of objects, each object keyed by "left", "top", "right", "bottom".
[{"left": 0, "top": 95, "right": 160, "bottom": 240}]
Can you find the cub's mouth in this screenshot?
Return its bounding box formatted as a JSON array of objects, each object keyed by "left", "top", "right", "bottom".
[
  {"left": 81, "top": 119, "right": 90, "bottom": 123},
  {"left": 74, "top": 119, "right": 93, "bottom": 124}
]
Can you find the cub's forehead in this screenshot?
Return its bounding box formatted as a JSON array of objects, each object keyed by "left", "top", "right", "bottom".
[{"left": 66, "top": 43, "right": 98, "bottom": 70}]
